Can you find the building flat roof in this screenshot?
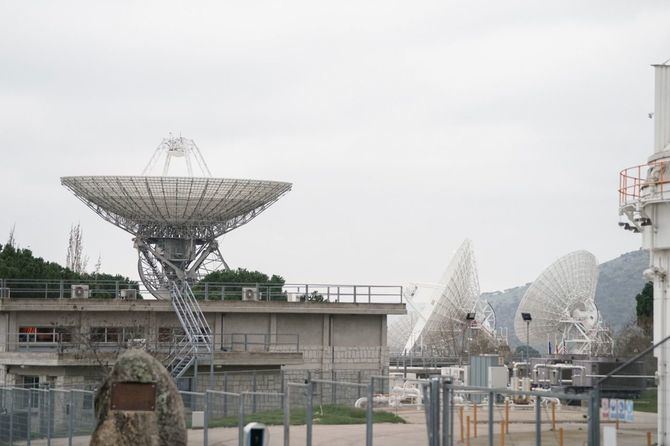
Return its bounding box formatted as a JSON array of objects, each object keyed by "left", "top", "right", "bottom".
[{"left": 0, "top": 298, "right": 406, "bottom": 315}]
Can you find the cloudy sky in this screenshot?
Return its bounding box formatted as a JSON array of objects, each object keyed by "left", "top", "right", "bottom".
[{"left": 1, "top": 1, "right": 669, "bottom": 291}]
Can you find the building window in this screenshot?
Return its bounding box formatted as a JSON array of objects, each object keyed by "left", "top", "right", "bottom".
[
  {"left": 89, "top": 327, "right": 145, "bottom": 343},
  {"left": 21, "top": 376, "right": 39, "bottom": 389},
  {"left": 158, "top": 327, "right": 185, "bottom": 342},
  {"left": 18, "top": 327, "right": 71, "bottom": 343}
]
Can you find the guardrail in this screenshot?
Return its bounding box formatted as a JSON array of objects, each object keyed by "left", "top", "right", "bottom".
[
  {"left": 4, "top": 332, "right": 301, "bottom": 354},
  {"left": 0, "top": 279, "right": 403, "bottom": 303}
]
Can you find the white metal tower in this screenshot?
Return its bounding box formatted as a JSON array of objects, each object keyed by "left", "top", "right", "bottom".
[{"left": 619, "top": 63, "right": 670, "bottom": 444}]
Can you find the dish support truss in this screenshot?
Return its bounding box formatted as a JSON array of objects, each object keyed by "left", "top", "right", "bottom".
[{"left": 556, "top": 310, "right": 613, "bottom": 356}]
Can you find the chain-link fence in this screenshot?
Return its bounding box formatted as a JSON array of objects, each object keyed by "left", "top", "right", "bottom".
[{"left": 0, "top": 371, "right": 654, "bottom": 445}]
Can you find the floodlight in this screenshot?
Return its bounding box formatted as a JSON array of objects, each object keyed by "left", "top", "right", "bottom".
[
  {"left": 521, "top": 312, "right": 532, "bottom": 322},
  {"left": 466, "top": 312, "right": 476, "bottom": 320}
]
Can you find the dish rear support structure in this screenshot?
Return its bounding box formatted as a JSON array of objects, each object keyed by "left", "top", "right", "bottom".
[{"left": 61, "top": 136, "right": 292, "bottom": 381}]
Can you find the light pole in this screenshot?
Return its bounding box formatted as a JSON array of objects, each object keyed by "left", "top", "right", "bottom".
[
  {"left": 521, "top": 312, "right": 532, "bottom": 361},
  {"left": 463, "top": 312, "right": 476, "bottom": 364}
]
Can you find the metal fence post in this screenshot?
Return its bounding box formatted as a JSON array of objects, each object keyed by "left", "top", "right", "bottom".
[
  {"left": 238, "top": 394, "right": 244, "bottom": 446},
  {"left": 535, "top": 395, "right": 541, "bottom": 446},
  {"left": 588, "top": 387, "right": 600, "bottom": 446},
  {"left": 68, "top": 390, "right": 74, "bottom": 446},
  {"left": 283, "top": 385, "right": 290, "bottom": 446},
  {"left": 223, "top": 372, "right": 228, "bottom": 416},
  {"left": 430, "top": 377, "right": 440, "bottom": 446},
  {"left": 442, "top": 380, "right": 449, "bottom": 446},
  {"left": 280, "top": 370, "right": 285, "bottom": 411},
  {"left": 9, "top": 388, "right": 14, "bottom": 446},
  {"left": 252, "top": 372, "right": 257, "bottom": 413},
  {"left": 306, "top": 382, "right": 313, "bottom": 446},
  {"left": 203, "top": 391, "right": 209, "bottom": 446},
  {"left": 422, "top": 383, "right": 432, "bottom": 445},
  {"left": 47, "top": 388, "right": 53, "bottom": 446},
  {"left": 366, "top": 382, "right": 373, "bottom": 446},
  {"left": 27, "top": 389, "right": 32, "bottom": 446},
  {"left": 488, "top": 391, "right": 494, "bottom": 446}
]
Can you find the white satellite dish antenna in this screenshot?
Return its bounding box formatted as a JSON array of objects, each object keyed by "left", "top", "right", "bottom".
[
  {"left": 388, "top": 239, "right": 501, "bottom": 357},
  {"left": 514, "top": 250, "right": 612, "bottom": 356}
]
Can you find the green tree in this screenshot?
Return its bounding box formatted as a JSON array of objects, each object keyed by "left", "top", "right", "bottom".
[
  {"left": 196, "top": 268, "right": 286, "bottom": 301},
  {"left": 200, "top": 268, "right": 284, "bottom": 284},
  {"left": 635, "top": 281, "right": 653, "bottom": 336},
  {"left": 0, "top": 243, "right": 135, "bottom": 297}
]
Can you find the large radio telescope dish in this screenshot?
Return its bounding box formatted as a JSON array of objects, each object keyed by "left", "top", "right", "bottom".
[
  {"left": 514, "top": 250, "right": 612, "bottom": 355},
  {"left": 397, "top": 239, "right": 500, "bottom": 356},
  {"left": 61, "top": 136, "right": 292, "bottom": 298}
]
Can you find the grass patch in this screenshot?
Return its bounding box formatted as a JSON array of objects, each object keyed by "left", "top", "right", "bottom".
[
  {"left": 635, "top": 388, "right": 657, "bottom": 413},
  {"left": 206, "top": 405, "right": 406, "bottom": 428}
]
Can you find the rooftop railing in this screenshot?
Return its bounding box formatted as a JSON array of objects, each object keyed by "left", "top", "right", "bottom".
[
  {"left": 0, "top": 279, "right": 403, "bottom": 304},
  {"left": 4, "top": 332, "right": 301, "bottom": 354}
]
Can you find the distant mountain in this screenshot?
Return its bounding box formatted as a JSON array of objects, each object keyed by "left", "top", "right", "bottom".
[{"left": 482, "top": 250, "right": 649, "bottom": 347}]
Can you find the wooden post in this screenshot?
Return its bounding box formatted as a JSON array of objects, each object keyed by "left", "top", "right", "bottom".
[
  {"left": 504, "top": 400, "right": 510, "bottom": 434},
  {"left": 559, "top": 427, "right": 564, "bottom": 446},
  {"left": 551, "top": 402, "right": 556, "bottom": 431},
  {"left": 459, "top": 406, "right": 464, "bottom": 442},
  {"left": 473, "top": 403, "right": 478, "bottom": 438},
  {"left": 499, "top": 421, "right": 505, "bottom": 446},
  {"left": 648, "top": 431, "right": 653, "bottom": 446},
  {"left": 466, "top": 415, "right": 471, "bottom": 446}
]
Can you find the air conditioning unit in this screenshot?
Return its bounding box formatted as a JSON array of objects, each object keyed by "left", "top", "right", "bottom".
[
  {"left": 120, "top": 289, "right": 138, "bottom": 300},
  {"left": 0, "top": 287, "right": 9, "bottom": 299},
  {"left": 242, "top": 287, "right": 259, "bottom": 301},
  {"left": 71, "top": 284, "right": 90, "bottom": 299},
  {"left": 287, "top": 293, "right": 300, "bottom": 302}
]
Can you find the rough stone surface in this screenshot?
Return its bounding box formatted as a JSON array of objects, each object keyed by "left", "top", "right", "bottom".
[{"left": 89, "top": 349, "right": 187, "bottom": 446}]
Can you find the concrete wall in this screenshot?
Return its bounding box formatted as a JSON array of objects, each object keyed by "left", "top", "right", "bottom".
[{"left": 0, "top": 303, "right": 395, "bottom": 387}]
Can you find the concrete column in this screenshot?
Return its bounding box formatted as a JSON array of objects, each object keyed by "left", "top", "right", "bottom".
[{"left": 270, "top": 314, "right": 277, "bottom": 344}]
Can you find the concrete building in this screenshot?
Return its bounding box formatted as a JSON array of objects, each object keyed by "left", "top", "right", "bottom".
[{"left": 0, "top": 293, "right": 405, "bottom": 391}]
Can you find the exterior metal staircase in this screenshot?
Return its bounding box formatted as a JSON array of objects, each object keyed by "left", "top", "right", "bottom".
[{"left": 165, "top": 281, "right": 213, "bottom": 379}]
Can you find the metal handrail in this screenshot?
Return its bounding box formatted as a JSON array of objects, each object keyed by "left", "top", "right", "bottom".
[
  {"left": 5, "top": 331, "right": 301, "bottom": 354},
  {"left": 0, "top": 279, "right": 404, "bottom": 303}
]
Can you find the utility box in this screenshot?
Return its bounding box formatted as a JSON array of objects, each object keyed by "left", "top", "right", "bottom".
[
  {"left": 469, "top": 355, "right": 502, "bottom": 402},
  {"left": 191, "top": 411, "right": 204, "bottom": 428},
  {"left": 488, "top": 366, "right": 508, "bottom": 389}
]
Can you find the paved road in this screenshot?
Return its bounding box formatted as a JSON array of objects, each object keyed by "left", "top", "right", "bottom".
[{"left": 22, "top": 408, "right": 658, "bottom": 445}]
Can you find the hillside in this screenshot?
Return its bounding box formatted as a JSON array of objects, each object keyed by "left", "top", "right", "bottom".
[{"left": 483, "top": 249, "right": 649, "bottom": 347}]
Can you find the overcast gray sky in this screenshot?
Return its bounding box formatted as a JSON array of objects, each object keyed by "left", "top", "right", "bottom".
[{"left": 1, "top": 1, "right": 668, "bottom": 291}]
